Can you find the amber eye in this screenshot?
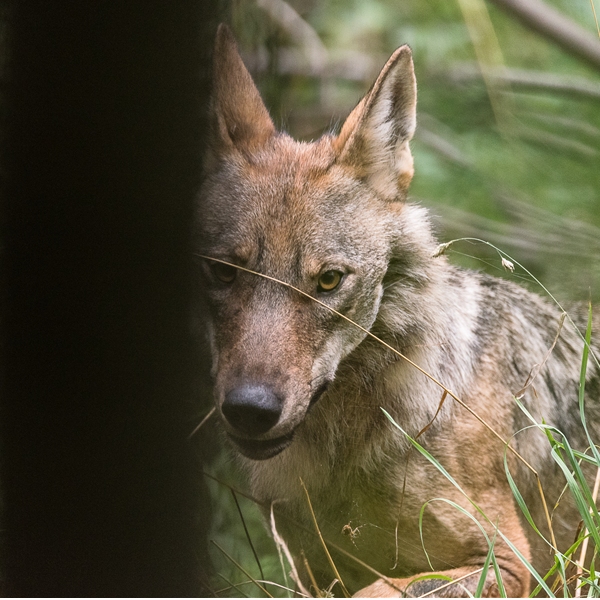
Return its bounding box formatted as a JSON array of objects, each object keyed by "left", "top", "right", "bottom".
[
  {"left": 317, "top": 270, "right": 343, "bottom": 293},
  {"left": 211, "top": 262, "right": 237, "bottom": 283}
]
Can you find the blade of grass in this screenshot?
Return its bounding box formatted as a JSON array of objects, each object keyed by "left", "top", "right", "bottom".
[
  {"left": 552, "top": 429, "right": 600, "bottom": 545},
  {"left": 302, "top": 550, "right": 324, "bottom": 598},
  {"left": 258, "top": 580, "right": 310, "bottom": 598},
  {"left": 418, "top": 568, "right": 484, "bottom": 598},
  {"left": 476, "top": 527, "right": 498, "bottom": 598},
  {"left": 188, "top": 406, "right": 216, "bottom": 439},
  {"left": 436, "top": 238, "right": 599, "bottom": 371},
  {"left": 417, "top": 498, "right": 506, "bottom": 597},
  {"left": 416, "top": 390, "right": 449, "bottom": 439},
  {"left": 530, "top": 555, "right": 561, "bottom": 598},
  {"left": 216, "top": 572, "right": 250, "bottom": 598},
  {"left": 555, "top": 552, "right": 569, "bottom": 597},
  {"left": 231, "top": 489, "right": 265, "bottom": 582},
  {"left": 394, "top": 389, "right": 449, "bottom": 570},
  {"left": 204, "top": 470, "right": 409, "bottom": 593},
  {"left": 383, "top": 409, "right": 554, "bottom": 597},
  {"left": 269, "top": 504, "right": 310, "bottom": 598},
  {"left": 587, "top": 552, "right": 599, "bottom": 596},
  {"left": 577, "top": 466, "right": 600, "bottom": 596},
  {"left": 407, "top": 573, "right": 454, "bottom": 597},
  {"left": 456, "top": 0, "right": 514, "bottom": 131},
  {"left": 576, "top": 302, "right": 600, "bottom": 467},
  {"left": 418, "top": 498, "right": 490, "bottom": 569},
  {"left": 491, "top": 551, "right": 507, "bottom": 598},
  {"left": 211, "top": 539, "right": 274, "bottom": 598},
  {"left": 549, "top": 444, "right": 600, "bottom": 551},
  {"left": 215, "top": 579, "right": 309, "bottom": 598},
  {"left": 300, "top": 478, "right": 350, "bottom": 598},
  {"left": 503, "top": 429, "right": 549, "bottom": 540},
  {"left": 591, "top": 0, "right": 600, "bottom": 39}
]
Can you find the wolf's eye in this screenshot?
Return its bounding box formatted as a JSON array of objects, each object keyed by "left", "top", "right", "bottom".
[
  {"left": 317, "top": 270, "right": 343, "bottom": 293},
  {"left": 211, "top": 262, "right": 237, "bottom": 283}
]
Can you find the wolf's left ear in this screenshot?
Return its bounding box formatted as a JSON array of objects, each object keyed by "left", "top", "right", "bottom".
[
  {"left": 333, "top": 46, "right": 416, "bottom": 201},
  {"left": 205, "top": 24, "right": 275, "bottom": 169}
]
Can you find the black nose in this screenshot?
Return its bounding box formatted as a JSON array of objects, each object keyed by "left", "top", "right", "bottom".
[{"left": 222, "top": 384, "right": 283, "bottom": 436}]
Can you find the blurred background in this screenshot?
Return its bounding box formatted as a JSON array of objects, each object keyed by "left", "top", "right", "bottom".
[{"left": 204, "top": 0, "right": 600, "bottom": 595}]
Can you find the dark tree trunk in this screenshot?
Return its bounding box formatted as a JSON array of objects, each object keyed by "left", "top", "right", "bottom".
[{"left": 1, "top": 2, "right": 219, "bottom": 595}]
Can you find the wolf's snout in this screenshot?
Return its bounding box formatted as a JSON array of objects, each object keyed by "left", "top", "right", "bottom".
[{"left": 222, "top": 384, "right": 283, "bottom": 436}]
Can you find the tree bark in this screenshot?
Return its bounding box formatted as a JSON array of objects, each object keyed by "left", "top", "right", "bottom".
[{"left": 1, "top": 2, "right": 219, "bottom": 595}]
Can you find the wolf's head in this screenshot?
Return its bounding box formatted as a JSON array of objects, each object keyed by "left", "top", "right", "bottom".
[{"left": 197, "top": 25, "right": 420, "bottom": 460}]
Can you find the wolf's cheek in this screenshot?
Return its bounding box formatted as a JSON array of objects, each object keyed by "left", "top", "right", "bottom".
[
  {"left": 311, "top": 284, "right": 384, "bottom": 383},
  {"left": 311, "top": 334, "right": 348, "bottom": 385}
]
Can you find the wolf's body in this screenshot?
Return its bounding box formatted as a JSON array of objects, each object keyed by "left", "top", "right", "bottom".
[{"left": 198, "top": 25, "right": 599, "bottom": 597}]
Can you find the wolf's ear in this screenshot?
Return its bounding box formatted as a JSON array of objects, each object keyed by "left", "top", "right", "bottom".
[
  {"left": 206, "top": 24, "right": 275, "bottom": 168},
  {"left": 333, "top": 46, "right": 416, "bottom": 201}
]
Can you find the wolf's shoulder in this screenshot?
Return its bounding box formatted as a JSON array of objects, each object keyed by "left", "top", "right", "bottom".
[{"left": 449, "top": 268, "right": 567, "bottom": 347}]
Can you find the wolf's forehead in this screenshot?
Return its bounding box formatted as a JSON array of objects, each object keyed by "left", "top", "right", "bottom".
[
  {"left": 246, "top": 137, "right": 336, "bottom": 196},
  {"left": 226, "top": 143, "right": 324, "bottom": 219},
  {"left": 232, "top": 176, "right": 334, "bottom": 273},
  {"left": 202, "top": 136, "right": 381, "bottom": 270}
]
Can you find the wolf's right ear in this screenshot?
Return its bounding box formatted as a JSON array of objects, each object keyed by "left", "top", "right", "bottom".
[
  {"left": 205, "top": 24, "right": 275, "bottom": 169},
  {"left": 333, "top": 46, "right": 416, "bottom": 201}
]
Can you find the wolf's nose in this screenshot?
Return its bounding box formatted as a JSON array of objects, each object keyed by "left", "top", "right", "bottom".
[{"left": 222, "top": 384, "right": 283, "bottom": 436}]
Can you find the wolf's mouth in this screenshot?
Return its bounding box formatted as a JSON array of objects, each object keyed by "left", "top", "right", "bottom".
[{"left": 229, "top": 430, "right": 295, "bottom": 461}]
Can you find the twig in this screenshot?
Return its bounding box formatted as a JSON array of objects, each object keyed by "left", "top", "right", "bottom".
[
  {"left": 211, "top": 540, "right": 274, "bottom": 597},
  {"left": 449, "top": 63, "right": 600, "bottom": 100},
  {"left": 216, "top": 572, "right": 250, "bottom": 598},
  {"left": 300, "top": 478, "right": 350, "bottom": 598},
  {"left": 255, "top": 0, "right": 327, "bottom": 73},
  {"left": 487, "top": 0, "right": 600, "bottom": 71},
  {"left": 188, "top": 407, "right": 215, "bottom": 439},
  {"left": 302, "top": 551, "right": 323, "bottom": 598},
  {"left": 591, "top": 0, "right": 600, "bottom": 39},
  {"left": 269, "top": 505, "right": 311, "bottom": 598},
  {"left": 203, "top": 471, "right": 422, "bottom": 590},
  {"left": 515, "top": 313, "right": 566, "bottom": 399},
  {"left": 215, "top": 579, "right": 308, "bottom": 597}
]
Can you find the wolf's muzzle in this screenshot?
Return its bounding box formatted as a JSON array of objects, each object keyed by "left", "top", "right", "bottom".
[
  {"left": 222, "top": 383, "right": 283, "bottom": 437},
  {"left": 228, "top": 430, "right": 295, "bottom": 461}
]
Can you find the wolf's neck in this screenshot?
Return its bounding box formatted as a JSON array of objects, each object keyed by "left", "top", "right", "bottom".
[{"left": 323, "top": 254, "right": 482, "bottom": 466}]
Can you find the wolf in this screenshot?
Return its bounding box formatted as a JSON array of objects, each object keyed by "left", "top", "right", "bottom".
[{"left": 197, "top": 24, "right": 599, "bottom": 597}]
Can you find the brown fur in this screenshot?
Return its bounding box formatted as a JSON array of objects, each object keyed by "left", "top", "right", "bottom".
[{"left": 196, "top": 24, "right": 599, "bottom": 597}]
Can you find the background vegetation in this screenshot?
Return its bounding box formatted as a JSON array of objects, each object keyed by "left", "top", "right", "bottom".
[{"left": 201, "top": 0, "right": 600, "bottom": 595}]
